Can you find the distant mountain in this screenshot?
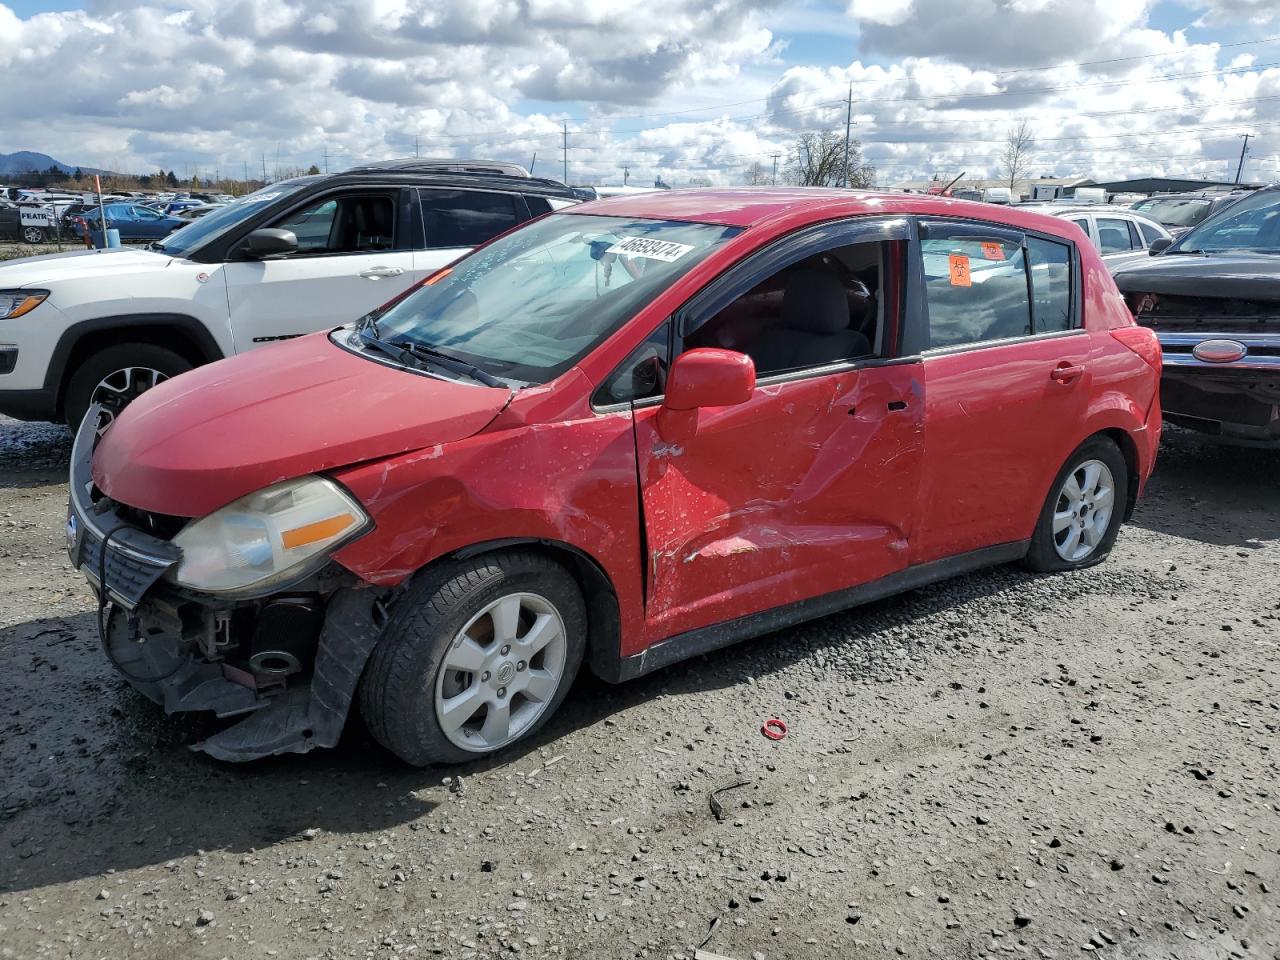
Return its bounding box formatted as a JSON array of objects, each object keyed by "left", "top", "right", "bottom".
[{"left": 0, "top": 151, "right": 112, "bottom": 176}]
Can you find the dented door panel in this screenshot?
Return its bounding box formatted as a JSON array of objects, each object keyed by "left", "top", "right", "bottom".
[{"left": 634, "top": 362, "right": 923, "bottom": 641}]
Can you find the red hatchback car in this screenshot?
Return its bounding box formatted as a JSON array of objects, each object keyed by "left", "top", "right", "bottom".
[{"left": 67, "top": 189, "right": 1161, "bottom": 765}]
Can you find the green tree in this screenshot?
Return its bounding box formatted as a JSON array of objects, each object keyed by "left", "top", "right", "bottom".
[
  {"left": 307, "top": 164, "right": 321, "bottom": 176},
  {"left": 165, "top": 170, "right": 179, "bottom": 187}
]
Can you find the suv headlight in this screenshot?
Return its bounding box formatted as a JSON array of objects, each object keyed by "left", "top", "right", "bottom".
[
  {"left": 170, "top": 475, "right": 370, "bottom": 595},
  {"left": 0, "top": 290, "right": 49, "bottom": 319}
]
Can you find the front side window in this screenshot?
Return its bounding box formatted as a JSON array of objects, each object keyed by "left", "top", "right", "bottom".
[
  {"left": 420, "top": 189, "right": 520, "bottom": 248},
  {"left": 1138, "top": 222, "right": 1163, "bottom": 246},
  {"left": 683, "top": 240, "right": 893, "bottom": 377},
  {"left": 921, "top": 234, "right": 1030, "bottom": 348},
  {"left": 156, "top": 179, "right": 314, "bottom": 257},
  {"left": 367, "top": 214, "right": 740, "bottom": 385},
  {"left": 273, "top": 194, "right": 396, "bottom": 255}
]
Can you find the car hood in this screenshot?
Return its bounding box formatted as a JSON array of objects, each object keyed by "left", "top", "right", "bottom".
[
  {"left": 0, "top": 246, "right": 173, "bottom": 286},
  {"left": 92, "top": 332, "right": 513, "bottom": 517},
  {"left": 1111, "top": 252, "right": 1280, "bottom": 301}
]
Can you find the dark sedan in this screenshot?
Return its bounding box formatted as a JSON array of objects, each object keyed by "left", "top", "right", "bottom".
[
  {"left": 70, "top": 202, "right": 185, "bottom": 242},
  {"left": 0, "top": 200, "right": 21, "bottom": 241},
  {"left": 1113, "top": 187, "right": 1280, "bottom": 446}
]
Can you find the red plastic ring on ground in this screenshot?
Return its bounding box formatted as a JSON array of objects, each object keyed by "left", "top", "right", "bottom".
[{"left": 761, "top": 718, "right": 788, "bottom": 740}]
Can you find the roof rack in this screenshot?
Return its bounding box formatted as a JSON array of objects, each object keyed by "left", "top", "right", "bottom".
[{"left": 346, "top": 158, "right": 531, "bottom": 178}]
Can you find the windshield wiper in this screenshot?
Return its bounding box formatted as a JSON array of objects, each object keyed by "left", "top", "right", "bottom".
[
  {"left": 355, "top": 317, "right": 429, "bottom": 371},
  {"left": 355, "top": 318, "right": 503, "bottom": 387},
  {"left": 387, "top": 339, "right": 505, "bottom": 388}
]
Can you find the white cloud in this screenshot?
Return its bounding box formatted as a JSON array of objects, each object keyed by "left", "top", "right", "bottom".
[{"left": 0, "top": 0, "right": 1278, "bottom": 190}]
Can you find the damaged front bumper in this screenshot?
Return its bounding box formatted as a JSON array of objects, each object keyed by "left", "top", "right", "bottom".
[{"left": 67, "top": 407, "right": 387, "bottom": 761}]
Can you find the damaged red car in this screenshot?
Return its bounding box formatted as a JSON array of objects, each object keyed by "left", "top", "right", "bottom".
[{"left": 67, "top": 189, "right": 1161, "bottom": 765}]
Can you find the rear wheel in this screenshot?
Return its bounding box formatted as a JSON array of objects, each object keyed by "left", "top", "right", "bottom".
[
  {"left": 1025, "top": 436, "right": 1128, "bottom": 572},
  {"left": 21, "top": 226, "right": 46, "bottom": 244},
  {"left": 359, "top": 551, "right": 586, "bottom": 766},
  {"left": 63, "top": 343, "right": 193, "bottom": 428}
]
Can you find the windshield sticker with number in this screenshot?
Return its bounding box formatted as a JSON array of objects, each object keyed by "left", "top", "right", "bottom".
[{"left": 605, "top": 237, "right": 695, "bottom": 262}]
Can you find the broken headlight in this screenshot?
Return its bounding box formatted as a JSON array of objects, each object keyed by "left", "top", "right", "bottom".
[{"left": 169, "top": 476, "right": 369, "bottom": 595}]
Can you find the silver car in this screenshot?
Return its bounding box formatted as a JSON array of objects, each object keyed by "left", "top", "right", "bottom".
[{"left": 1019, "top": 204, "right": 1172, "bottom": 272}]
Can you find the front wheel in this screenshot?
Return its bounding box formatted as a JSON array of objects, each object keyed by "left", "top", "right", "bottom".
[
  {"left": 63, "top": 343, "right": 193, "bottom": 428},
  {"left": 359, "top": 552, "right": 587, "bottom": 766},
  {"left": 1025, "top": 436, "right": 1129, "bottom": 572},
  {"left": 21, "top": 226, "right": 46, "bottom": 244}
]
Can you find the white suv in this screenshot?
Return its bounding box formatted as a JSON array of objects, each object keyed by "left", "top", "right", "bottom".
[{"left": 0, "top": 161, "right": 578, "bottom": 425}]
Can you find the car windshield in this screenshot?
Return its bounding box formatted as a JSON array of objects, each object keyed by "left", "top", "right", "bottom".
[
  {"left": 366, "top": 213, "right": 741, "bottom": 384},
  {"left": 1174, "top": 190, "right": 1280, "bottom": 254},
  {"left": 1131, "top": 197, "right": 1212, "bottom": 228},
  {"left": 154, "top": 180, "right": 311, "bottom": 257}
]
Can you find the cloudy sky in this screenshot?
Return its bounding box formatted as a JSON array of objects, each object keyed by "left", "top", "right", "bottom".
[{"left": 2, "top": 0, "right": 1279, "bottom": 187}]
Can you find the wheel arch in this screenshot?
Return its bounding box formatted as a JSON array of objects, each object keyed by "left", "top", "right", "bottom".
[
  {"left": 1095, "top": 426, "right": 1141, "bottom": 521},
  {"left": 449, "top": 538, "right": 625, "bottom": 683},
  {"left": 49, "top": 313, "right": 225, "bottom": 417}
]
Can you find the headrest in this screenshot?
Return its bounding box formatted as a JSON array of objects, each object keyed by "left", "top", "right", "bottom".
[{"left": 782, "top": 268, "right": 851, "bottom": 335}]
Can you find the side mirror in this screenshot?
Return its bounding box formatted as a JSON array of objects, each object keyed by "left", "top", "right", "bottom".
[
  {"left": 656, "top": 348, "right": 755, "bottom": 442},
  {"left": 1148, "top": 237, "right": 1172, "bottom": 256},
  {"left": 241, "top": 227, "right": 298, "bottom": 259}
]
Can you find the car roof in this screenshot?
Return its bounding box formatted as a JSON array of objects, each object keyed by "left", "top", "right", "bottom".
[
  {"left": 562, "top": 187, "right": 1085, "bottom": 233},
  {"left": 285, "top": 167, "right": 577, "bottom": 199}
]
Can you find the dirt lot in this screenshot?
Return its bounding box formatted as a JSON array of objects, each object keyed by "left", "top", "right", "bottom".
[{"left": 0, "top": 420, "right": 1275, "bottom": 960}]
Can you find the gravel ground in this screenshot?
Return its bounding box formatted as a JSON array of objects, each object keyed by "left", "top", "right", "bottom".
[{"left": 0, "top": 419, "right": 1275, "bottom": 960}]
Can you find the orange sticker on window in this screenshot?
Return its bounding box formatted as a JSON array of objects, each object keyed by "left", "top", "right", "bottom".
[
  {"left": 948, "top": 254, "right": 972, "bottom": 287},
  {"left": 980, "top": 242, "right": 1005, "bottom": 261}
]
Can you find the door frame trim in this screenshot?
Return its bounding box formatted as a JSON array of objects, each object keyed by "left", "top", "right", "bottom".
[{"left": 599, "top": 539, "right": 1029, "bottom": 682}]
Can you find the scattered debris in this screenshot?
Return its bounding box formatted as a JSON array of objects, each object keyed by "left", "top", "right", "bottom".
[{"left": 709, "top": 779, "right": 752, "bottom": 822}]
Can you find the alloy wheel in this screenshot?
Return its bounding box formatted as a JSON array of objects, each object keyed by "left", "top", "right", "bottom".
[
  {"left": 1052, "top": 458, "right": 1116, "bottom": 562},
  {"left": 90, "top": 366, "right": 168, "bottom": 425},
  {"left": 434, "top": 591, "right": 568, "bottom": 752},
  {"left": 22, "top": 227, "right": 44, "bottom": 244}
]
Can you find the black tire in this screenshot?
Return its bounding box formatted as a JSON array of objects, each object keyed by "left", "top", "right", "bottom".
[
  {"left": 1024, "top": 435, "right": 1129, "bottom": 573},
  {"left": 359, "top": 551, "right": 587, "bottom": 766},
  {"left": 21, "top": 226, "right": 46, "bottom": 244},
  {"left": 63, "top": 342, "right": 193, "bottom": 428}
]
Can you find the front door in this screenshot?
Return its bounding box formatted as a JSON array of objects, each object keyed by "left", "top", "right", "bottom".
[
  {"left": 223, "top": 189, "right": 416, "bottom": 352},
  {"left": 631, "top": 219, "right": 924, "bottom": 640},
  {"left": 908, "top": 220, "right": 1093, "bottom": 564}
]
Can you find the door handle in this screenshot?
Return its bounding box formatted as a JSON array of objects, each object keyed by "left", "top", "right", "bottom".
[
  {"left": 359, "top": 266, "right": 404, "bottom": 279},
  {"left": 1050, "top": 363, "right": 1086, "bottom": 383}
]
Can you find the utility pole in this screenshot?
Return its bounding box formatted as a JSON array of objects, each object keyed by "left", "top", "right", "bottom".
[
  {"left": 414, "top": 135, "right": 419, "bottom": 158},
  {"left": 323, "top": 146, "right": 329, "bottom": 174},
  {"left": 562, "top": 121, "right": 569, "bottom": 185},
  {"left": 1235, "top": 133, "right": 1252, "bottom": 184},
  {"left": 770, "top": 152, "right": 780, "bottom": 186},
  {"left": 623, "top": 163, "right": 630, "bottom": 186},
  {"left": 261, "top": 153, "right": 267, "bottom": 183},
  {"left": 842, "top": 82, "right": 853, "bottom": 188},
  {"left": 529, "top": 152, "right": 536, "bottom": 175}
]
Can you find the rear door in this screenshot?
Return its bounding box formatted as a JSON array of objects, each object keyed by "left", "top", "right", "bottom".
[
  {"left": 907, "top": 220, "right": 1091, "bottom": 564},
  {"left": 222, "top": 187, "right": 416, "bottom": 352}
]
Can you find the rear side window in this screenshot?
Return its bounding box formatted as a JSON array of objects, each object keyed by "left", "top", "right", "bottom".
[
  {"left": 419, "top": 189, "right": 520, "bottom": 248},
  {"left": 1096, "top": 218, "right": 1134, "bottom": 254},
  {"left": 1027, "top": 237, "right": 1072, "bottom": 333},
  {"left": 920, "top": 235, "right": 1031, "bottom": 348}
]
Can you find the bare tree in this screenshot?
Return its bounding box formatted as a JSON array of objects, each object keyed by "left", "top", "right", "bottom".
[
  {"left": 1001, "top": 120, "right": 1034, "bottom": 191},
  {"left": 786, "top": 131, "right": 875, "bottom": 188},
  {"left": 743, "top": 161, "right": 770, "bottom": 186}
]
